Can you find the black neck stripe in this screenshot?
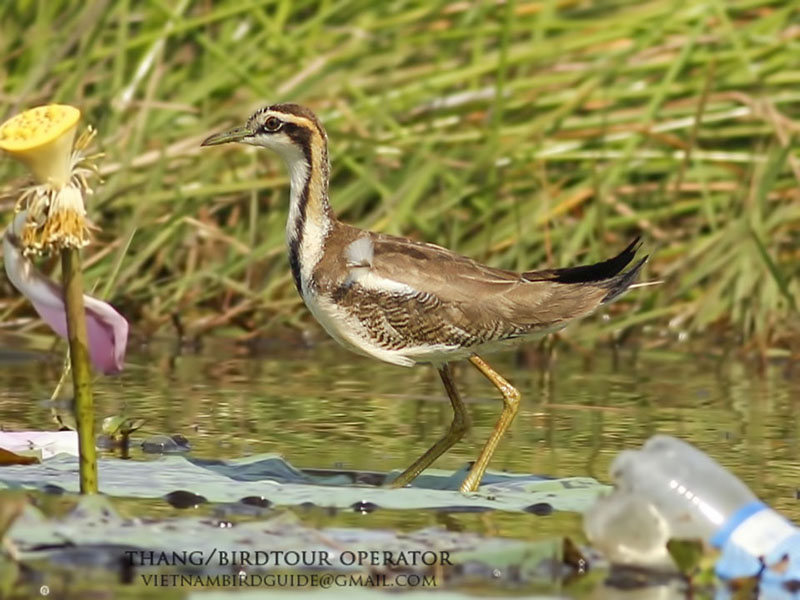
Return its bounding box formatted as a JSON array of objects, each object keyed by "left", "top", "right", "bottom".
[
  {"left": 286, "top": 123, "right": 314, "bottom": 295},
  {"left": 288, "top": 176, "right": 310, "bottom": 295}
]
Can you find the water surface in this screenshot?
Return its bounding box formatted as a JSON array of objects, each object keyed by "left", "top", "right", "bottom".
[{"left": 2, "top": 333, "right": 799, "bottom": 596}]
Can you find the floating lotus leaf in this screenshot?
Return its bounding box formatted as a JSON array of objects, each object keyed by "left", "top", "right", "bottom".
[
  {"left": 5, "top": 494, "right": 578, "bottom": 593},
  {"left": 0, "top": 453, "right": 608, "bottom": 513}
]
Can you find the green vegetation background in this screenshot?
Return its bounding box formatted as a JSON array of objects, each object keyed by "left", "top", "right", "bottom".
[{"left": 1, "top": 0, "right": 798, "bottom": 350}]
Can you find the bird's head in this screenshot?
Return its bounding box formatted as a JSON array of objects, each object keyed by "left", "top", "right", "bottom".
[{"left": 201, "top": 103, "right": 326, "bottom": 164}]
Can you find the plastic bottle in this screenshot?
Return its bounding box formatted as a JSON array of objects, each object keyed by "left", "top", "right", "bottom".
[
  {"left": 605, "top": 435, "right": 800, "bottom": 580},
  {"left": 584, "top": 488, "right": 675, "bottom": 570}
]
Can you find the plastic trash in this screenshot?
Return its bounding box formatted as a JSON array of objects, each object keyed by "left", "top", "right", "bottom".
[
  {"left": 584, "top": 488, "right": 675, "bottom": 570},
  {"left": 585, "top": 435, "right": 800, "bottom": 584}
]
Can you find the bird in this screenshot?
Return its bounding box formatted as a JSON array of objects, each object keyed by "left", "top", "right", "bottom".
[{"left": 202, "top": 103, "right": 646, "bottom": 493}]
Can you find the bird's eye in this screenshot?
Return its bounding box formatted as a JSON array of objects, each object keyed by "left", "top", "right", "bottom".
[{"left": 263, "top": 117, "right": 282, "bottom": 132}]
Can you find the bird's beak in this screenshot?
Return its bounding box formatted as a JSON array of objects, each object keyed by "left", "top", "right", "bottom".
[{"left": 201, "top": 125, "right": 254, "bottom": 147}]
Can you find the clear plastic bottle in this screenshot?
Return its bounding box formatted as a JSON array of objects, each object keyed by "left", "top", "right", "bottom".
[
  {"left": 607, "top": 435, "right": 800, "bottom": 579},
  {"left": 584, "top": 488, "right": 675, "bottom": 570},
  {"left": 611, "top": 435, "right": 758, "bottom": 541}
]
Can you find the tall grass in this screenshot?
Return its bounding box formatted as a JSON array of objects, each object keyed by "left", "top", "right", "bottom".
[{"left": 1, "top": 0, "right": 798, "bottom": 352}]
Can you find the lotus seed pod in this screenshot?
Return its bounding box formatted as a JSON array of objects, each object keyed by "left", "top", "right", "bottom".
[{"left": 0, "top": 104, "right": 80, "bottom": 188}]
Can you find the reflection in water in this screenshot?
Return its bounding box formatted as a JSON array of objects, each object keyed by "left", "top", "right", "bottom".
[{"left": 2, "top": 335, "right": 799, "bottom": 585}]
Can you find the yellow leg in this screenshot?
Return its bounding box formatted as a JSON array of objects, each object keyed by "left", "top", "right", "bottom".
[
  {"left": 459, "top": 354, "right": 521, "bottom": 493},
  {"left": 389, "top": 363, "right": 470, "bottom": 488}
]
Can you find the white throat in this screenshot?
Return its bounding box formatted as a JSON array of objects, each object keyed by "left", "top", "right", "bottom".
[{"left": 281, "top": 146, "right": 331, "bottom": 294}]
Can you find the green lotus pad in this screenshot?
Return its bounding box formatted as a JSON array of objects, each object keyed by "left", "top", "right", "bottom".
[
  {"left": 0, "top": 453, "right": 607, "bottom": 513},
  {"left": 5, "top": 495, "right": 580, "bottom": 591}
]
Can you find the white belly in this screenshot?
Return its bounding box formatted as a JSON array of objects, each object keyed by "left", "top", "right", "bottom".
[{"left": 301, "top": 289, "right": 418, "bottom": 368}]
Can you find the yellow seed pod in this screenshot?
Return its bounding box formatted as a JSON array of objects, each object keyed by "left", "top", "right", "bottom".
[{"left": 0, "top": 104, "right": 81, "bottom": 188}]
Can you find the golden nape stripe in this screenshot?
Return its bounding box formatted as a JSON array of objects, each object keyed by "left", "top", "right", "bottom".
[{"left": 202, "top": 103, "right": 647, "bottom": 493}]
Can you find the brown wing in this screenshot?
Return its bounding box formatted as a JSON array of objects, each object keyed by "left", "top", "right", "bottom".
[
  {"left": 370, "top": 231, "right": 642, "bottom": 316},
  {"left": 317, "top": 223, "right": 644, "bottom": 349},
  {"left": 369, "top": 232, "right": 523, "bottom": 302}
]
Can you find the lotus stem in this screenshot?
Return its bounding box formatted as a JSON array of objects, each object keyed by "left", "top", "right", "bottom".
[{"left": 61, "top": 248, "right": 97, "bottom": 494}]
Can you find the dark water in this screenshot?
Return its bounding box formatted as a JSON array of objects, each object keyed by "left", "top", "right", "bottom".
[{"left": 2, "top": 332, "right": 800, "bottom": 597}]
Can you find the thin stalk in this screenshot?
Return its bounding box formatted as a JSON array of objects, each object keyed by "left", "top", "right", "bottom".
[{"left": 61, "top": 248, "right": 97, "bottom": 495}]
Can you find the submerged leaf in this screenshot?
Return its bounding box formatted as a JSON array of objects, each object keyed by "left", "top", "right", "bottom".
[
  {"left": 5, "top": 499, "right": 576, "bottom": 589},
  {"left": 666, "top": 539, "right": 705, "bottom": 575}
]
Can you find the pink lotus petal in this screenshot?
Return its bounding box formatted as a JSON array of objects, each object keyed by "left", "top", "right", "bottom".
[{"left": 3, "top": 212, "right": 128, "bottom": 374}]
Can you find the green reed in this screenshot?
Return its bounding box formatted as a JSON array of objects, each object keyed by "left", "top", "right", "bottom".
[{"left": 1, "top": 0, "right": 797, "bottom": 352}]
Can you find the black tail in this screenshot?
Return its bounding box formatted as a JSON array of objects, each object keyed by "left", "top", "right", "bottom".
[
  {"left": 523, "top": 237, "right": 647, "bottom": 303},
  {"left": 599, "top": 254, "right": 648, "bottom": 303}
]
